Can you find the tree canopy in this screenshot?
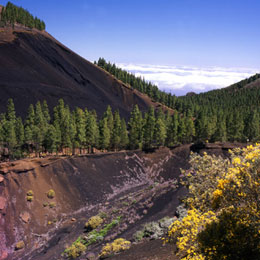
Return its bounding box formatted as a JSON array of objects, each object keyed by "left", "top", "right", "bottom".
[
  {"left": 96, "top": 57, "right": 260, "bottom": 144},
  {"left": 0, "top": 2, "right": 45, "bottom": 30}
]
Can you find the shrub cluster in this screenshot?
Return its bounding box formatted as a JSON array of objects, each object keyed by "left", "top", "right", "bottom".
[
  {"left": 166, "top": 144, "right": 260, "bottom": 260},
  {"left": 64, "top": 216, "right": 121, "bottom": 259},
  {"left": 85, "top": 215, "right": 103, "bottom": 230},
  {"left": 64, "top": 240, "right": 86, "bottom": 259},
  {"left": 47, "top": 189, "right": 55, "bottom": 199},
  {"left": 99, "top": 238, "right": 131, "bottom": 258},
  {"left": 26, "top": 190, "right": 34, "bottom": 202},
  {"left": 133, "top": 217, "right": 175, "bottom": 242}
]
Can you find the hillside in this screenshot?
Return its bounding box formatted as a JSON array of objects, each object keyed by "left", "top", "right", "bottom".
[
  {"left": 0, "top": 26, "right": 169, "bottom": 119},
  {"left": 0, "top": 142, "right": 240, "bottom": 260}
]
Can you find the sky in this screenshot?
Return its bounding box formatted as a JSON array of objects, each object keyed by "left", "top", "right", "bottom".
[{"left": 2, "top": 0, "right": 260, "bottom": 95}]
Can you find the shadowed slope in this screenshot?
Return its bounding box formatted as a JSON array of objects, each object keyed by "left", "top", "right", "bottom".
[{"left": 0, "top": 26, "right": 168, "bottom": 118}]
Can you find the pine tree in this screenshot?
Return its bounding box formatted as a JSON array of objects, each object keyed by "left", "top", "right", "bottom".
[
  {"left": 24, "top": 125, "right": 33, "bottom": 147},
  {"left": 3, "top": 120, "right": 17, "bottom": 153},
  {"left": 15, "top": 117, "right": 24, "bottom": 147},
  {"left": 245, "top": 110, "right": 260, "bottom": 142},
  {"left": 143, "top": 107, "right": 155, "bottom": 149},
  {"left": 34, "top": 101, "right": 45, "bottom": 153},
  {"left": 54, "top": 100, "right": 72, "bottom": 152},
  {"left": 233, "top": 111, "right": 244, "bottom": 141},
  {"left": 214, "top": 111, "right": 227, "bottom": 142},
  {"left": 103, "top": 105, "right": 114, "bottom": 147},
  {"left": 206, "top": 114, "right": 217, "bottom": 141},
  {"left": 120, "top": 119, "right": 129, "bottom": 149},
  {"left": 42, "top": 100, "right": 51, "bottom": 124},
  {"left": 86, "top": 111, "right": 99, "bottom": 153},
  {"left": 6, "top": 98, "right": 16, "bottom": 123},
  {"left": 69, "top": 111, "right": 77, "bottom": 154},
  {"left": 75, "top": 107, "right": 86, "bottom": 151},
  {"left": 154, "top": 117, "right": 166, "bottom": 146},
  {"left": 178, "top": 115, "right": 186, "bottom": 143},
  {"left": 25, "top": 104, "right": 35, "bottom": 128},
  {"left": 4, "top": 99, "right": 17, "bottom": 154},
  {"left": 63, "top": 105, "right": 74, "bottom": 151},
  {"left": 166, "top": 113, "right": 179, "bottom": 146},
  {"left": 53, "top": 106, "right": 62, "bottom": 153},
  {"left": 99, "top": 118, "right": 110, "bottom": 150},
  {"left": 195, "top": 111, "right": 208, "bottom": 141},
  {"left": 111, "top": 110, "right": 121, "bottom": 150},
  {"left": 128, "top": 105, "right": 143, "bottom": 149},
  {"left": 45, "top": 125, "right": 58, "bottom": 153},
  {"left": 185, "top": 113, "right": 195, "bottom": 143}
]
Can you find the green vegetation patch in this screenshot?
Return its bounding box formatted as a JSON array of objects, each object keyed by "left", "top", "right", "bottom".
[
  {"left": 64, "top": 215, "right": 122, "bottom": 258},
  {"left": 85, "top": 216, "right": 122, "bottom": 247}
]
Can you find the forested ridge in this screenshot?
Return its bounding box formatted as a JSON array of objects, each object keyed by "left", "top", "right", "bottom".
[
  {"left": 96, "top": 58, "right": 260, "bottom": 143},
  {"left": 0, "top": 1, "right": 45, "bottom": 30},
  {"left": 1, "top": 58, "right": 260, "bottom": 160},
  {"left": 0, "top": 99, "right": 192, "bottom": 160}
]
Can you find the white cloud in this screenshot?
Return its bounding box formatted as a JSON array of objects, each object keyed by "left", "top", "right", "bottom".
[{"left": 116, "top": 63, "right": 259, "bottom": 96}]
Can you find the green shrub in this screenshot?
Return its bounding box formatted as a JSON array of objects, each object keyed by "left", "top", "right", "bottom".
[
  {"left": 47, "top": 189, "right": 55, "bottom": 199},
  {"left": 112, "top": 208, "right": 119, "bottom": 214},
  {"left": 85, "top": 216, "right": 122, "bottom": 247},
  {"left": 99, "top": 211, "right": 108, "bottom": 219},
  {"left": 122, "top": 201, "right": 129, "bottom": 206},
  {"left": 133, "top": 230, "right": 144, "bottom": 242},
  {"left": 43, "top": 202, "right": 48, "bottom": 207}
]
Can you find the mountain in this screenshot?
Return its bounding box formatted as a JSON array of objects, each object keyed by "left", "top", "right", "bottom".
[{"left": 0, "top": 26, "right": 169, "bottom": 118}]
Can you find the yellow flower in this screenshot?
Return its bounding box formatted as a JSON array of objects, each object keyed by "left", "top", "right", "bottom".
[
  {"left": 233, "top": 157, "right": 241, "bottom": 165},
  {"left": 213, "top": 189, "right": 223, "bottom": 198}
]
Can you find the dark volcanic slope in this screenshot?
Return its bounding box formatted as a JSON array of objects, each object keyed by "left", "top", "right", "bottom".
[
  {"left": 0, "top": 26, "right": 165, "bottom": 118},
  {"left": 0, "top": 142, "right": 242, "bottom": 260}
]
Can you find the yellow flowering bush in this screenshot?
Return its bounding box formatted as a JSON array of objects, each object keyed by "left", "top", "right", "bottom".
[
  {"left": 64, "top": 241, "right": 86, "bottom": 259},
  {"left": 85, "top": 215, "right": 103, "bottom": 230},
  {"left": 166, "top": 209, "right": 216, "bottom": 260},
  {"left": 47, "top": 189, "right": 55, "bottom": 199},
  {"left": 167, "top": 144, "right": 260, "bottom": 260},
  {"left": 99, "top": 238, "right": 131, "bottom": 258},
  {"left": 180, "top": 152, "right": 230, "bottom": 211}
]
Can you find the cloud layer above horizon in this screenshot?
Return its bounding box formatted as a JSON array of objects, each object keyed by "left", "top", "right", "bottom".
[{"left": 116, "top": 63, "right": 259, "bottom": 96}]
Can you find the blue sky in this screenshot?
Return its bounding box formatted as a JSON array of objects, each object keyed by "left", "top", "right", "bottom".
[{"left": 2, "top": 0, "right": 260, "bottom": 95}]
